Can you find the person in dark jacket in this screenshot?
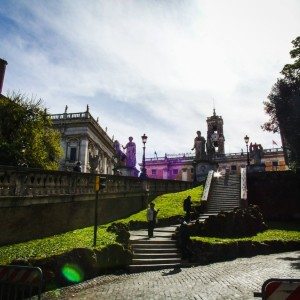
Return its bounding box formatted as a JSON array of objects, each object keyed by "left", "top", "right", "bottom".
[
  {"left": 177, "top": 218, "right": 190, "bottom": 259},
  {"left": 183, "top": 195, "right": 192, "bottom": 222}
]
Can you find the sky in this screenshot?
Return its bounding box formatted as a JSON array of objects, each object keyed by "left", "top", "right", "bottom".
[{"left": 1, "top": 0, "right": 299, "bottom": 164}]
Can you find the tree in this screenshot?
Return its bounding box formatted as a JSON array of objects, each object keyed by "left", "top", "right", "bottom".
[
  {"left": 262, "top": 37, "right": 300, "bottom": 169},
  {"left": 0, "top": 93, "right": 62, "bottom": 170}
]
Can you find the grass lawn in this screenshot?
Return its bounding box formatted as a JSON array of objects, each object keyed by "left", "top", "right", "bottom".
[
  {"left": 0, "top": 186, "right": 202, "bottom": 265},
  {"left": 0, "top": 226, "right": 116, "bottom": 265},
  {"left": 119, "top": 185, "right": 203, "bottom": 224},
  {"left": 191, "top": 222, "right": 300, "bottom": 244}
]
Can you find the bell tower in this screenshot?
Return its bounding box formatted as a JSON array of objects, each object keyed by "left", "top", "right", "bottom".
[{"left": 206, "top": 109, "right": 225, "bottom": 157}]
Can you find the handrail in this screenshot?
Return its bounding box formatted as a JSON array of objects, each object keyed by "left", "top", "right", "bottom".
[
  {"left": 201, "top": 170, "right": 214, "bottom": 201},
  {"left": 240, "top": 167, "right": 247, "bottom": 200}
]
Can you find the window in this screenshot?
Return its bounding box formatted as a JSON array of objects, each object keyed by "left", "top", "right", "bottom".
[
  {"left": 190, "top": 168, "right": 194, "bottom": 173},
  {"left": 173, "top": 169, "right": 178, "bottom": 175},
  {"left": 151, "top": 169, "right": 157, "bottom": 175},
  {"left": 231, "top": 165, "right": 237, "bottom": 171},
  {"left": 272, "top": 161, "right": 278, "bottom": 170},
  {"left": 70, "top": 147, "right": 77, "bottom": 162}
]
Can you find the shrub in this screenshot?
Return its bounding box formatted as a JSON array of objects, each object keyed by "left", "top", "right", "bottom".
[{"left": 191, "top": 205, "right": 267, "bottom": 237}]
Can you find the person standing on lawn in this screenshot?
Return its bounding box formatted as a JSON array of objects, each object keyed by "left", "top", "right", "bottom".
[
  {"left": 183, "top": 195, "right": 192, "bottom": 222},
  {"left": 147, "top": 202, "right": 159, "bottom": 238}
]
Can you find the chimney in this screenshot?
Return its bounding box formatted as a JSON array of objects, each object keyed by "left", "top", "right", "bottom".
[{"left": 0, "top": 58, "right": 8, "bottom": 95}]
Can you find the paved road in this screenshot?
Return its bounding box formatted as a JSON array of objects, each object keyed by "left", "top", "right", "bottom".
[{"left": 43, "top": 251, "right": 300, "bottom": 300}]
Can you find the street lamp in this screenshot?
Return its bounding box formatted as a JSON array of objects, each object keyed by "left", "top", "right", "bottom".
[
  {"left": 244, "top": 135, "right": 250, "bottom": 166},
  {"left": 140, "top": 133, "right": 148, "bottom": 179}
]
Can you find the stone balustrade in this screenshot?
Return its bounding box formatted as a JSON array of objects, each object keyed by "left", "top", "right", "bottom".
[
  {"left": 0, "top": 166, "right": 193, "bottom": 245},
  {"left": 0, "top": 166, "right": 192, "bottom": 200}
]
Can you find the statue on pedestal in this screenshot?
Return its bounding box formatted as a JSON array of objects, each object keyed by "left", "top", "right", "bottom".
[
  {"left": 191, "top": 131, "right": 206, "bottom": 161},
  {"left": 89, "top": 153, "right": 100, "bottom": 173},
  {"left": 250, "top": 143, "right": 263, "bottom": 165},
  {"left": 123, "top": 137, "right": 136, "bottom": 168},
  {"left": 113, "top": 140, "right": 126, "bottom": 166}
]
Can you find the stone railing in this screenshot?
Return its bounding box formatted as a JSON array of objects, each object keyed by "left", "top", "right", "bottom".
[
  {"left": 0, "top": 166, "right": 192, "bottom": 200},
  {"left": 201, "top": 170, "right": 214, "bottom": 201},
  {"left": 145, "top": 148, "right": 283, "bottom": 163},
  {"left": 50, "top": 111, "right": 114, "bottom": 145},
  {"left": 240, "top": 167, "right": 247, "bottom": 200}
]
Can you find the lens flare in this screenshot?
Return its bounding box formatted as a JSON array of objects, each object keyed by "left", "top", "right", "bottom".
[
  {"left": 213, "top": 171, "right": 222, "bottom": 178},
  {"left": 61, "top": 264, "right": 84, "bottom": 283}
]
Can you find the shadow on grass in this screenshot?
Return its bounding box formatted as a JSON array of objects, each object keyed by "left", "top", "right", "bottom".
[{"left": 268, "top": 221, "right": 300, "bottom": 231}]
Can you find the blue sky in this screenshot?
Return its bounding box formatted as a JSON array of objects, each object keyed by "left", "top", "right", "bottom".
[{"left": 1, "top": 0, "right": 300, "bottom": 164}]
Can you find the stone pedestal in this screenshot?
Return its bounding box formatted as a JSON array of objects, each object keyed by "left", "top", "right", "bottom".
[
  {"left": 114, "top": 166, "right": 139, "bottom": 177},
  {"left": 247, "top": 164, "right": 266, "bottom": 173},
  {"left": 194, "top": 160, "right": 218, "bottom": 182}
]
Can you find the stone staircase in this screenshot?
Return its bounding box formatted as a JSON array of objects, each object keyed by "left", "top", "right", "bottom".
[
  {"left": 198, "top": 172, "right": 241, "bottom": 223},
  {"left": 129, "top": 225, "right": 185, "bottom": 272}
]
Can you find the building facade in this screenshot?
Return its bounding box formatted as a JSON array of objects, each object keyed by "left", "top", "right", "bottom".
[
  {"left": 142, "top": 110, "right": 287, "bottom": 181},
  {"left": 50, "top": 106, "right": 115, "bottom": 174},
  {"left": 143, "top": 148, "right": 287, "bottom": 181}
]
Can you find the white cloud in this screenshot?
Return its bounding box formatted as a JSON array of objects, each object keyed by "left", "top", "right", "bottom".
[{"left": 1, "top": 0, "right": 299, "bottom": 163}]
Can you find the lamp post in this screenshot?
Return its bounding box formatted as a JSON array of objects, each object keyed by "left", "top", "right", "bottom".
[
  {"left": 244, "top": 135, "right": 250, "bottom": 166},
  {"left": 140, "top": 133, "right": 148, "bottom": 179}
]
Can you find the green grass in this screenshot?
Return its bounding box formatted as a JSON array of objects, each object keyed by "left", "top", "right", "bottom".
[
  {"left": 119, "top": 185, "right": 203, "bottom": 224},
  {"left": 191, "top": 222, "right": 300, "bottom": 244},
  {"left": 0, "top": 186, "right": 202, "bottom": 265},
  {"left": 0, "top": 226, "right": 116, "bottom": 265}
]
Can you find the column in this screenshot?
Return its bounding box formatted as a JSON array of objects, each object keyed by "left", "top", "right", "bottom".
[
  {"left": 103, "top": 155, "right": 107, "bottom": 174},
  {"left": 79, "top": 138, "right": 89, "bottom": 173}
]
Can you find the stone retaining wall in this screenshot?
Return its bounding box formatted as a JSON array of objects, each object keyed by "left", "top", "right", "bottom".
[
  {"left": 247, "top": 171, "right": 300, "bottom": 220},
  {"left": 0, "top": 166, "right": 192, "bottom": 245}
]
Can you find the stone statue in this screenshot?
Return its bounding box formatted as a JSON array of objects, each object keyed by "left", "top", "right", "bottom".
[
  {"left": 191, "top": 131, "right": 206, "bottom": 160},
  {"left": 89, "top": 153, "right": 100, "bottom": 173},
  {"left": 123, "top": 137, "right": 136, "bottom": 168},
  {"left": 113, "top": 140, "right": 126, "bottom": 166},
  {"left": 250, "top": 143, "right": 263, "bottom": 165}
]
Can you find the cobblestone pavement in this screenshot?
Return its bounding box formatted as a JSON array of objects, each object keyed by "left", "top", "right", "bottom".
[{"left": 43, "top": 251, "right": 300, "bottom": 300}]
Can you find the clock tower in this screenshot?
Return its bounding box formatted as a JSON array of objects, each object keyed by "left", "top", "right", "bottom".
[{"left": 206, "top": 109, "right": 225, "bottom": 158}]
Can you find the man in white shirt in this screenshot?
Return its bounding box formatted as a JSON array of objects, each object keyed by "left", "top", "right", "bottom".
[{"left": 147, "top": 203, "right": 159, "bottom": 238}]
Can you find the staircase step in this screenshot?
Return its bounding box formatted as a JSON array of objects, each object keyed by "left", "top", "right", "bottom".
[
  {"left": 208, "top": 201, "right": 239, "bottom": 204},
  {"left": 133, "top": 253, "right": 181, "bottom": 259},
  {"left": 131, "top": 243, "right": 176, "bottom": 249},
  {"left": 208, "top": 205, "right": 238, "bottom": 208},
  {"left": 208, "top": 204, "right": 239, "bottom": 207},
  {"left": 131, "top": 258, "right": 182, "bottom": 265},
  {"left": 207, "top": 210, "right": 236, "bottom": 213},
  {"left": 129, "top": 263, "right": 182, "bottom": 272},
  {"left": 133, "top": 248, "right": 179, "bottom": 253},
  {"left": 131, "top": 239, "right": 176, "bottom": 245}
]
